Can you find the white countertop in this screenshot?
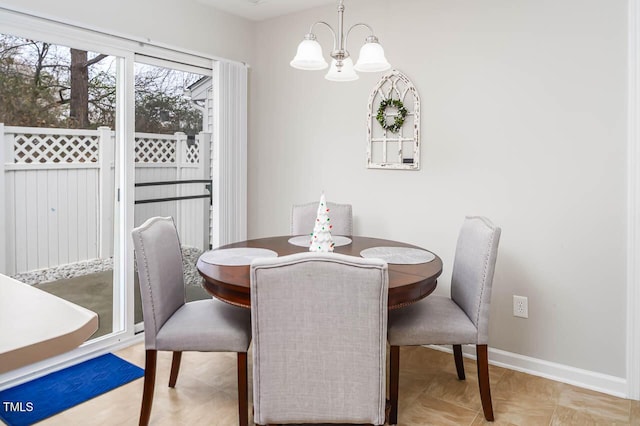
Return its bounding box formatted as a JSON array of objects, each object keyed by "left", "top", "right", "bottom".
[{"left": 0, "top": 274, "right": 98, "bottom": 374}]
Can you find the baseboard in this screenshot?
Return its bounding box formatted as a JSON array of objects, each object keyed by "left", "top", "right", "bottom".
[{"left": 427, "top": 344, "right": 628, "bottom": 399}]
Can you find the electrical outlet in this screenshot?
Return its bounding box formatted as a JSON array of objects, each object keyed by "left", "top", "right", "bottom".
[{"left": 513, "top": 295, "right": 528, "bottom": 318}]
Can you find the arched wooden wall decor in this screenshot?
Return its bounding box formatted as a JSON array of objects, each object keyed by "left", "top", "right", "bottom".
[{"left": 367, "top": 69, "right": 420, "bottom": 170}]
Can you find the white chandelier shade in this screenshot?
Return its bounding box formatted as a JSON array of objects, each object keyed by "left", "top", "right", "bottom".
[
  {"left": 325, "top": 58, "right": 359, "bottom": 81},
  {"left": 290, "top": 0, "right": 390, "bottom": 81},
  {"left": 354, "top": 39, "right": 390, "bottom": 72},
  {"left": 290, "top": 37, "right": 328, "bottom": 70}
]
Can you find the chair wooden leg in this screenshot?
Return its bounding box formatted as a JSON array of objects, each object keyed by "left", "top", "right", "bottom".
[
  {"left": 139, "top": 349, "right": 157, "bottom": 426},
  {"left": 453, "top": 344, "right": 466, "bottom": 380},
  {"left": 389, "top": 345, "right": 400, "bottom": 425},
  {"left": 476, "top": 344, "right": 494, "bottom": 421},
  {"left": 238, "top": 352, "right": 248, "bottom": 426},
  {"left": 169, "top": 351, "right": 182, "bottom": 388}
]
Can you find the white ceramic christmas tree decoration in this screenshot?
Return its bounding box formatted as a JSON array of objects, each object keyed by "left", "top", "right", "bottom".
[{"left": 309, "top": 193, "right": 335, "bottom": 252}]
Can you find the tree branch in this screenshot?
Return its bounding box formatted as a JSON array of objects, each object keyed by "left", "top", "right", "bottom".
[
  {"left": 40, "top": 64, "right": 68, "bottom": 69},
  {"left": 41, "top": 84, "right": 69, "bottom": 91},
  {"left": 85, "top": 54, "right": 108, "bottom": 67},
  {"left": 58, "top": 89, "right": 69, "bottom": 104},
  {"left": 0, "top": 42, "right": 31, "bottom": 55}
]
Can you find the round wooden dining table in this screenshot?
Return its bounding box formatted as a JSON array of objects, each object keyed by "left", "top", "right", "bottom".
[{"left": 197, "top": 235, "right": 443, "bottom": 310}]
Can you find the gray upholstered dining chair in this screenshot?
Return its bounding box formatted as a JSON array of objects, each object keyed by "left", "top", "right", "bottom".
[
  {"left": 132, "top": 216, "right": 251, "bottom": 426},
  {"left": 250, "top": 252, "right": 388, "bottom": 425},
  {"left": 291, "top": 201, "right": 353, "bottom": 236},
  {"left": 387, "top": 216, "right": 501, "bottom": 424}
]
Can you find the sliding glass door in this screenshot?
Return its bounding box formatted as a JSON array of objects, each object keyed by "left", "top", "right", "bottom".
[
  {"left": 0, "top": 33, "right": 120, "bottom": 340},
  {"left": 132, "top": 57, "right": 213, "bottom": 328},
  {"left": 0, "top": 9, "right": 224, "bottom": 384}
]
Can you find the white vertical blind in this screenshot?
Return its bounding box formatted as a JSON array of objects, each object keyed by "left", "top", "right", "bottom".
[
  {"left": 628, "top": 0, "right": 640, "bottom": 401},
  {"left": 211, "top": 61, "right": 248, "bottom": 247}
]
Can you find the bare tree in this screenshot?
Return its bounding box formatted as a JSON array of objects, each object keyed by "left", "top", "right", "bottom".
[
  {"left": 69, "top": 49, "right": 107, "bottom": 128},
  {"left": 0, "top": 38, "right": 62, "bottom": 126}
]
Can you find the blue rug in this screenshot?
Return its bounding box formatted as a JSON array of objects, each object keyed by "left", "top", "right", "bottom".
[{"left": 0, "top": 353, "right": 144, "bottom": 426}]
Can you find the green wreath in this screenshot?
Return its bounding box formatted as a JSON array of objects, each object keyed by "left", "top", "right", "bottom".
[{"left": 376, "top": 98, "right": 408, "bottom": 133}]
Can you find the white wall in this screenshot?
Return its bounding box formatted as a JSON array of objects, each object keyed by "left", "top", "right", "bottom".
[
  {"left": 0, "top": 0, "right": 254, "bottom": 64},
  {"left": 250, "top": 0, "right": 628, "bottom": 380}
]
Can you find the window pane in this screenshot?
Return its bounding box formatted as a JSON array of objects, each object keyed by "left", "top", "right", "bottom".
[
  {"left": 1, "top": 33, "right": 118, "bottom": 340},
  {"left": 133, "top": 62, "right": 211, "bottom": 326}
]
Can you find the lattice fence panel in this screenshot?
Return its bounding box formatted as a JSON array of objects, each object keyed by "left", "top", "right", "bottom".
[
  {"left": 135, "top": 137, "right": 176, "bottom": 163},
  {"left": 13, "top": 134, "right": 99, "bottom": 164},
  {"left": 185, "top": 139, "right": 199, "bottom": 164}
]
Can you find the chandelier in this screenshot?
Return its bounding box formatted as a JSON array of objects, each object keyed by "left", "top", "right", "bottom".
[{"left": 290, "top": 0, "right": 391, "bottom": 82}]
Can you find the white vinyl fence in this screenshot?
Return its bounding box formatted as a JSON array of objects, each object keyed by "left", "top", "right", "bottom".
[
  {"left": 1, "top": 124, "right": 210, "bottom": 276},
  {"left": 134, "top": 131, "right": 211, "bottom": 252}
]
